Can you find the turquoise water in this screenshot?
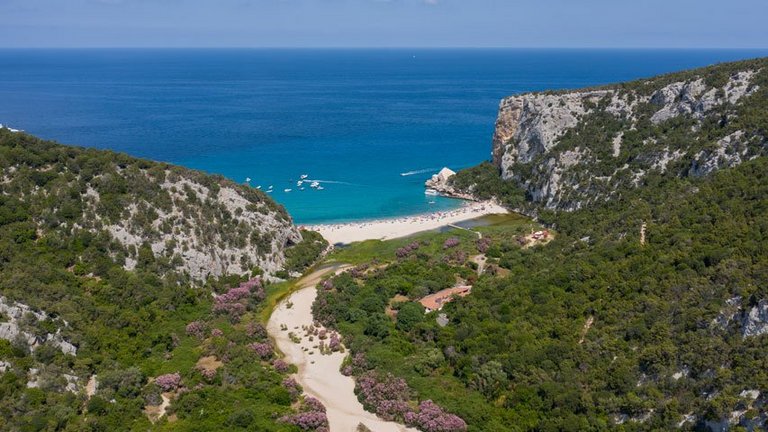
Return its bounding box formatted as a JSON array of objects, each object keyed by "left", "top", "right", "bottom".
[{"left": 1, "top": 49, "right": 766, "bottom": 223}]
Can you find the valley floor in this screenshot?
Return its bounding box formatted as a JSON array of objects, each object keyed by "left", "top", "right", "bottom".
[{"left": 267, "top": 264, "right": 419, "bottom": 432}]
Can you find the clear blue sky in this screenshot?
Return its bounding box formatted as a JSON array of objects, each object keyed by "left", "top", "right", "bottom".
[{"left": 1, "top": 0, "right": 766, "bottom": 48}]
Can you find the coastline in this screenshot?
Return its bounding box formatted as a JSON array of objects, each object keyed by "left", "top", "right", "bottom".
[{"left": 302, "top": 200, "right": 508, "bottom": 245}]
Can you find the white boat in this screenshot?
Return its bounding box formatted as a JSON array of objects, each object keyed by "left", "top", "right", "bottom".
[
  {"left": 284, "top": 188, "right": 292, "bottom": 193},
  {"left": 300, "top": 187, "right": 305, "bottom": 191},
  {"left": 297, "top": 180, "right": 304, "bottom": 186},
  {"left": 317, "top": 186, "right": 324, "bottom": 190},
  {"left": 425, "top": 188, "right": 439, "bottom": 196},
  {"left": 300, "top": 174, "right": 309, "bottom": 179},
  {"left": 256, "top": 185, "right": 261, "bottom": 189},
  {"left": 245, "top": 177, "right": 251, "bottom": 183},
  {"left": 310, "top": 181, "right": 320, "bottom": 188}
]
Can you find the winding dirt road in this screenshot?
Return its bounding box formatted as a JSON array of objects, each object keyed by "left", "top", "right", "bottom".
[{"left": 267, "top": 264, "right": 418, "bottom": 432}]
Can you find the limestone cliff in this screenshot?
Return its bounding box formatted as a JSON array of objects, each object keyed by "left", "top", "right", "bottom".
[
  {"left": 490, "top": 58, "right": 768, "bottom": 210},
  {"left": 0, "top": 130, "right": 302, "bottom": 282}
]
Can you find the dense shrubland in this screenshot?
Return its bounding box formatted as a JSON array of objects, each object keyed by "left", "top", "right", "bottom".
[
  {"left": 0, "top": 131, "right": 326, "bottom": 431},
  {"left": 314, "top": 158, "right": 768, "bottom": 431}
]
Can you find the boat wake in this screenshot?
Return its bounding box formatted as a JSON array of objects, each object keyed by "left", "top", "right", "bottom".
[
  {"left": 400, "top": 168, "right": 438, "bottom": 177},
  {"left": 304, "top": 179, "right": 355, "bottom": 185}
]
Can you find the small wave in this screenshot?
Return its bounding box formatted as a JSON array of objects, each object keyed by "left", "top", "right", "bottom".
[{"left": 400, "top": 167, "right": 438, "bottom": 177}]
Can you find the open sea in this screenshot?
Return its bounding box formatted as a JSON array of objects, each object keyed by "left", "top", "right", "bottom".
[{"left": 1, "top": 48, "right": 766, "bottom": 223}]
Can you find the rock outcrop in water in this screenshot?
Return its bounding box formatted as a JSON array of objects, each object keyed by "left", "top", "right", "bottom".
[
  {"left": 425, "top": 167, "right": 477, "bottom": 200},
  {"left": 490, "top": 58, "right": 768, "bottom": 210}
]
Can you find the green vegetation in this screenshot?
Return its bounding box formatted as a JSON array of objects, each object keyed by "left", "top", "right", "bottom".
[
  {"left": 452, "top": 58, "right": 768, "bottom": 214},
  {"left": 448, "top": 162, "right": 526, "bottom": 208},
  {"left": 313, "top": 157, "right": 768, "bottom": 431},
  {"left": 543, "top": 56, "right": 768, "bottom": 98},
  {"left": 3, "top": 57, "right": 768, "bottom": 431},
  {"left": 312, "top": 59, "right": 768, "bottom": 430},
  {"left": 0, "top": 131, "right": 323, "bottom": 431},
  {"left": 283, "top": 230, "right": 329, "bottom": 275}
]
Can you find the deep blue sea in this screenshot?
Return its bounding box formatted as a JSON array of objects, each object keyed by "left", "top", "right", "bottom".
[{"left": 1, "top": 49, "right": 766, "bottom": 223}]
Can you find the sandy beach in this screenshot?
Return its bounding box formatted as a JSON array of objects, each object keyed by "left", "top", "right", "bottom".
[
  {"left": 303, "top": 200, "right": 508, "bottom": 244},
  {"left": 267, "top": 265, "right": 419, "bottom": 432}
]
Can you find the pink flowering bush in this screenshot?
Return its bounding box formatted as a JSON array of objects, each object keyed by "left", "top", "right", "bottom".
[
  {"left": 216, "top": 286, "right": 251, "bottom": 303},
  {"left": 212, "top": 278, "right": 265, "bottom": 321},
  {"left": 348, "top": 263, "right": 369, "bottom": 278},
  {"left": 248, "top": 342, "right": 273, "bottom": 359},
  {"left": 395, "top": 241, "right": 421, "bottom": 258},
  {"left": 443, "top": 250, "right": 467, "bottom": 265},
  {"left": 443, "top": 237, "right": 460, "bottom": 249},
  {"left": 355, "top": 372, "right": 413, "bottom": 421},
  {"left": 349, "top": 360, "right": 466, "bottom": 430},
  {"left": 283, "top": 377, "right": 301, "bottom": 400},
  {"left": 352, "top": 352, "right": 369, "bottom": 370},
  {"left": 212, "top": 301, "right": 246, "bottom": 320},
  {"left": 155, "top": 372, "right": 181, "bottom": 392},
  {"left": 237, "top": 277, "right": 265, "bottom": 300},
  {"left": 278, "top": 396, "right": 328, "bottom": 431},
  {"left": 476, "top": 237, "right": 492, "bottom": 253},
  {"left": 211, "top": 328, "right": 224, "bottom": 337},
  {"left": 302, "top": 396, "right": 326, "bottom": 413},
  {"left": 245, "top": 322, "right": 267, "bottom": 339},
  {"left": 405, "top": 400, "right": 467, "bottom": 432},
  {"left": 272, "top": 359, "right": 290, "bottom": 373},
  {"left": 185, "top": 321, "right": 206, "bottom": 339},
  {"left": 278, "top": 411, "right": 328, "bottom": 431},
  {"left": 328, "top": 333, "right": 342, "bottom": 352},
  {"left": 196, "top": 367, "right": 217, "bottom": 381},
  {"left": 321, "top": 279, "right": 334, "bottom": 290}
]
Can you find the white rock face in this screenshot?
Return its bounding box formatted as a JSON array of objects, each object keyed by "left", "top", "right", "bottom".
[
  {"left": 490, "top": 66, "right": 765, "bottom": 210},
  {"left": 712, "top": 296, "right": 742, "bottom": 330},
  {"left": 741, "top": 299, "right": 768, "bottom": 338},
  {"left": 0, "top": 296, "right": 77, "bottom": 356},
  {"left": 424, "top": 167, "right": 477, "bottom": 200},
  {"left": 690, "top": 131, "right": 751, "bottom": 177},
  {"left": 83, "top": 172, "right": 302, "bottom": 282},
  {"left": 712, "top": 296, "right": 768, "bottom": 339},
  {"left": 493, "top": 90, "right": 615, "bottom": 176}
]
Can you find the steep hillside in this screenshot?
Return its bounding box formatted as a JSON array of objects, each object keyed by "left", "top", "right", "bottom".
[
  {"left": 317, "top": 155, "right": 768, "bottom": 432},
  {"left": 0, "top": 130, "right": 326, "bottom": 431},
  {"left": 483, "top": 57, "right": 768, "bottom": 210},
  {"left": 0, "top": 129, "right": 302, "bottom": 282},
  {"left": 307, "top": 59, "right": 768, "bottom": 432}
]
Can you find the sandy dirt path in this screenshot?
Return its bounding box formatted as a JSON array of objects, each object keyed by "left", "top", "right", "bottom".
[{"left": 267, "top": 265, "right": 419, "bottom": 432}]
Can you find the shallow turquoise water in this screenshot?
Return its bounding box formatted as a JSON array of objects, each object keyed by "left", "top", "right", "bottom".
[{"left": 1, "top": 48, "right": 765, "bottom": 223}]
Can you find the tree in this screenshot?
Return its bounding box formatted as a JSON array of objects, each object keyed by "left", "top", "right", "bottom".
[{"left": 396, "top": 302, "right": 424, "bottom": 332}]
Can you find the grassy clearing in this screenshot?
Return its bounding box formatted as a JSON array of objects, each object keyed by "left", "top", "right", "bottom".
[
  {"left": 259, "top": 279, "right": 299, "bottom": 324},
  {"left": 327, "top": 213, "right": 538, "bottom": 264}
]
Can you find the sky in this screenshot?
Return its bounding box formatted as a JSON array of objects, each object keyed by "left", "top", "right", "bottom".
[{"left": 1, "top": 0, "right": 767, "bottom": 49}]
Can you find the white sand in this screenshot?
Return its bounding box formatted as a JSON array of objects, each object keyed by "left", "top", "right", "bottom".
[
  {"left": 267, "top": 266, "right": 418, "bottom": 432},
  {"left": 303, "top": 200, "right": 508, "bottom": 245}
]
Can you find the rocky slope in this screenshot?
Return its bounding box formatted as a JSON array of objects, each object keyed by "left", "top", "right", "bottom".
[
  {"left": 0, "top": 129, "right": 302, "bottom": 282},
  {"left": 489, "top": 57, "right": 768, "bottom": 210}
]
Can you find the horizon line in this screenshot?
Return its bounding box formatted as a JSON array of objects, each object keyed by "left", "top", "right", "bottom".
[{"left": 1, "top": 46, "right": 767, "bottom": 51}]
